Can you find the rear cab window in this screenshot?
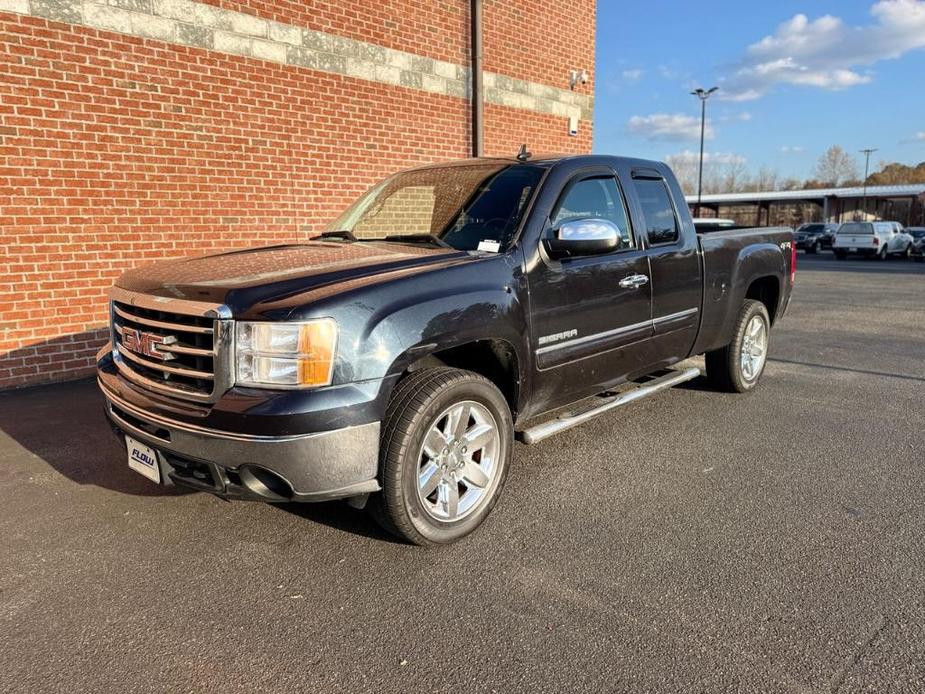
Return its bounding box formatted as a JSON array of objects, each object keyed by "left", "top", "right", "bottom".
[
  {"left": 632, "top": 177, "right": 680, "bottom": 245},
  {"left": 839, "top": 223, "right": 874, "bottom": 234}
]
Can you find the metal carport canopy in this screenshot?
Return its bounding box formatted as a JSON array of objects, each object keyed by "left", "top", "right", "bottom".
[{"left": 685, "top": 184, "right": 925, "bottom": 205}]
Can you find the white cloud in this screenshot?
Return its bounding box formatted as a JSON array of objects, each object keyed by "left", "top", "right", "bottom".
[
  {"left": 780, "top": 145, "right": 805, "bottom": 153},
  {"left": 718, "top": 111, "right": 752, "bottom": 123},
  {"left": 626, "top": 113, "right": 713, "bottom": 142},
  {"left": 622, "top": 69, "right": 644, "bottom": 82},
  {"left": 721, "top": 0, "right": 925, "bottom": 101},
  {"left": 666, "top": 150, "right": 747, "bottom": 166},
  {"left": 917, "top": 132, "right": 925, "bottom": 140}
]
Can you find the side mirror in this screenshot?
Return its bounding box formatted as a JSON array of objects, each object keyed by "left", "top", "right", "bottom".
[{"left": 544, "top": 218, "right": 622, "bottom": 259}]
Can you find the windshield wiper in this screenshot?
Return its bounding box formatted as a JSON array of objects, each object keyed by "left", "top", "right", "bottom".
[
  {"left": 313, "top": 230, "right": 358, "bottom": 242},
  {"left": 382, "top": 234, "right": 451, "bottom": 248}
]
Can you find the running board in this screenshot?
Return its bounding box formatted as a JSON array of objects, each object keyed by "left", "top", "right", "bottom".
[{"left": 519, "top": 367, "right": 701, "bottom": 445}]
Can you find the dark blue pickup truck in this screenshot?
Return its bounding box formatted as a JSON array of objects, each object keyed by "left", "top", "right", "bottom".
[{"left": 97, "top": 153, "right": 795, "bottom": 544}]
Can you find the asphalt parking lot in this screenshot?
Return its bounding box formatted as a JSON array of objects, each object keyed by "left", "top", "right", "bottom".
[{"left": 1, "top": 253, "right": 923, "bottom": 693}]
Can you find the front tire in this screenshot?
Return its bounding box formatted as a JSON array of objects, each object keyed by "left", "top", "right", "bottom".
[
  {"left": 370, "top": 368, "right": 513, "bottom": 545},
  {"left": 704, "top": 299, "right": 771, "bottom": 393},
  {"left": 878, "top": 245, "right": 888, "bottom": 260},
  {"left": 810, "top": 240, "right": 821, "bottom": 254}
]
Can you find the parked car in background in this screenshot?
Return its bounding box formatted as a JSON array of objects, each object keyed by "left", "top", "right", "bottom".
[
  {"left": 909, "top": 227, "right": 925, "bottom": 262},
  {"left": 794, "top": 223, "right": 839, "bottom": 253},
  {"left": 833, "top": 221, "right": 913, "bottom": 260}
]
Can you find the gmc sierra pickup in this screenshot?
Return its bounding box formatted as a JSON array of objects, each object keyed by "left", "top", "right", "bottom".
[{"left": 97, "top": 153, "right": 795, "bottom": 545}]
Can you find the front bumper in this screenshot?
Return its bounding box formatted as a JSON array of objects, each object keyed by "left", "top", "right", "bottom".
[{"left": 100, "top": 378, "right": 381, "bottom": 502}]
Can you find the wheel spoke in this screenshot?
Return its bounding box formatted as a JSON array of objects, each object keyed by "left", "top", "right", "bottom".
[
  {"left": 446, "top": 404, "right": 471, "bottom": 442},
  {"left": 462, "top": 423, "right": 493, "bottom": 453},
  {"left": 462, "top": 460, "right": 490, "bottom": 489},
  {"left": 422, "top": 428, "right": 447, "bottom": 458},
  {"left": 438, "top": 480, "right": 459, "bottom": 519},
  {"left": 419, "top": 462, "right": 441, "bottom": 498}
]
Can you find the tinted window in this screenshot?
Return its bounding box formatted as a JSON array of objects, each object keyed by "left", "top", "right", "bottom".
[
  {"left": 839, "top": 223, "right": 873, "bottom": 234},
  {"left": 800, "top": 224, "right": 825, "bottom": 233},
  {"left": 633, "top": 178, "right": 679, "bottom": 245},
  {"left": 550, "top": 177, "right": 634, "bottom": 249}
]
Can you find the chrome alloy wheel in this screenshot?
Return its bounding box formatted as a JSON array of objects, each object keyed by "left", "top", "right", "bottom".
[
  {"left": 416, "top": 400, "right": 500, "bottom": 522},
  {"left": 740, "top": 315, "right": 768, "bottom": 382}
]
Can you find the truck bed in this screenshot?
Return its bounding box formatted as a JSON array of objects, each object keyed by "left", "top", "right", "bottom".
[{"left": 693, "top": 226, "right": 794, "bottom": 356}]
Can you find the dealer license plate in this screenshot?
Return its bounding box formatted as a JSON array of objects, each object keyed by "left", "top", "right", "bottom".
[{"left": 126, "top": 435, "right": 161, "bottom": 484}]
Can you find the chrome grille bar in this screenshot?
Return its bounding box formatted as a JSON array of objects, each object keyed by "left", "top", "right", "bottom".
[
  {"left": 112, "top": 304, "right": 214, "bottom": 334},
  {"left": 109, "top": 286, "right": 233, "bottom": 403}
]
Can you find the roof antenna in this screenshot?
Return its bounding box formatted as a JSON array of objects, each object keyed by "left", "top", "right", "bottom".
[{"left": 516, "top": 143, "right": 532, "bottom": 162}]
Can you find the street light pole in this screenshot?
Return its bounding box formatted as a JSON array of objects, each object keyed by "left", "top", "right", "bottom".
[
  {"left": 860, "top": 148, "right": 877, "bottom": 221},
  {"left": 690, "top": 87, "right": 718, "bottom": 217}
]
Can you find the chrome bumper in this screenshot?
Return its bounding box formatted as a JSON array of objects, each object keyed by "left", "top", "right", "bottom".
[{"left": 100, "top": 380, "right": 381, "bottom": 502}]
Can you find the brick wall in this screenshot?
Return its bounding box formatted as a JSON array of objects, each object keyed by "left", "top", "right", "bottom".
[{"left": 0, "top": 0, "right": 595, "bottom": 388}]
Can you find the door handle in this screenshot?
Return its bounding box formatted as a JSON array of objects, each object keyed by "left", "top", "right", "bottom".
[{"left": 619, "top": 274, "right": 649, "bottom": 289}]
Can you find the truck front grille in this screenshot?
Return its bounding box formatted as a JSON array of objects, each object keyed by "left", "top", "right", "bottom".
[{"left": 110, "top": 288, "right": 232, "bottom": 403}]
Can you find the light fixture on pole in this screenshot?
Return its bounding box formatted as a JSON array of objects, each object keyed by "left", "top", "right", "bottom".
[
  {"left": 690, "top": 87, "right": 718, "bottom": 217},
  {"left": 859, "top": 148, "right": 877, "bottom": 221}
]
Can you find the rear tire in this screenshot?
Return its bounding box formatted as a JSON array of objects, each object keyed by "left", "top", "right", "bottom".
[
  {"left": 704, "top": 300, "right": 771, "bottom": 393},
  {"left": 878, "top": 245, "right": 888, "bottom": 260},
  {"left": 369, "top": 368, "right": 513, "bottom": 545},
  {"left": 810, "top": 240, "right": 821, "bottom": 254}
]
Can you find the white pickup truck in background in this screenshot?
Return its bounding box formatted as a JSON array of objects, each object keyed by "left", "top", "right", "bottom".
[{"left": 833, "top": 221, "right": 914, "bottom": 260}]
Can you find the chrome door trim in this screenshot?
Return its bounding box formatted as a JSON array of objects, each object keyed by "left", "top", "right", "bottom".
[
  {"left": 652, "top": 307, "right": 699, "bottom": 326},
  {"left": 535, "top": 307, "right": 699, "bottom": 356}
]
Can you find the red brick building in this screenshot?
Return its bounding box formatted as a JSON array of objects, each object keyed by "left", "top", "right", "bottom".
[{"left": 0, "top": 0, "right": 596, "bottom": 388}]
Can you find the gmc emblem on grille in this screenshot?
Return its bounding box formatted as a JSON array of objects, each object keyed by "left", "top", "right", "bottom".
[{"left": 121, "top": 327, "right": 176, "bottom": 361}]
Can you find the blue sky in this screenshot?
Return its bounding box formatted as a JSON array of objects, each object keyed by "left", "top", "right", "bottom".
[{"left": 593, "top": 0, "right": 925, "bottom": 180}]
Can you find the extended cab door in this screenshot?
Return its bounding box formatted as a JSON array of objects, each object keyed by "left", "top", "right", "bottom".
[
  {"left": 525, "top": 167, "right": 653, "bottom": 410},
  {"left": 626, "top": 168, "right": 702, "bottom": 367}
]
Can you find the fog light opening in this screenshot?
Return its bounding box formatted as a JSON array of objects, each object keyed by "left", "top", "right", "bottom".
[{"left": 239, "top": 466, "right": 294, "bottom": 501}]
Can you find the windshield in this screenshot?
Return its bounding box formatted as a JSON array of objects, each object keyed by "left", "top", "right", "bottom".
[
  {"left": 326, "top": 163, "right": 545, "bottom": 252},
  {"left": 838, "top": 222, "right": 874, "bottom": 235},
  {"left": 908, "top": 228, "right": 925, "bottom": 238},
  {"left": 798, "top": 224, "right": 825, "bottom": 233}
]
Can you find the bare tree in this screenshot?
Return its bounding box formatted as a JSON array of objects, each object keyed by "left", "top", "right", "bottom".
[
  {"left": 813, "top": 145, "right": 859, "bottom": 186},
  {"left": 664, "top": 153, "right": 699, "bottom": 194}
]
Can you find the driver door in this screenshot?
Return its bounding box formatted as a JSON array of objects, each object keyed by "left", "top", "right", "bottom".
[{"left": 526, "top": 170, "right": 653, "bottom": 410}]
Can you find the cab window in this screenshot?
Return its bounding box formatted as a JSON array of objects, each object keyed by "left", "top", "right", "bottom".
[
  {"left": 633, "top": 178, "right": 680, "bottom": 245},
  {"left": 549, "top": 176, "right": 634, "bottom": 249}
]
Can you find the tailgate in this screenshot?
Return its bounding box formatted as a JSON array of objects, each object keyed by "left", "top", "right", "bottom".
[{"left": 835, "top": 234, "right": 874, "bottom": 246}]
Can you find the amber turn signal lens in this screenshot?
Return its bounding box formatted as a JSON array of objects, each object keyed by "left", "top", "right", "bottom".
[{"left": 235, "top": 319, "right": 338, "bottom": 388}]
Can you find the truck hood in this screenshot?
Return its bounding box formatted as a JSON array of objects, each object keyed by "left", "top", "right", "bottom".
[{"left": 115, "top": 241, "right": 476, "bottom": 314}]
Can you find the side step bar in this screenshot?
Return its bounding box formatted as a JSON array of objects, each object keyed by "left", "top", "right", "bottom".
[{"left": 519, "top": 367, "right": 701, "bottom": 445}]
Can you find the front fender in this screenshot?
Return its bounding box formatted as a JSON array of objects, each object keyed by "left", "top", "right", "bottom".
[{"left": 358, "top": 287, "right": 529, "bottom": 383}]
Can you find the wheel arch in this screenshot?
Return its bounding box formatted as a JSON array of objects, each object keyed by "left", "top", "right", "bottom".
[
  {"left": 402, "top": 338, "right": 523, "bottom": 418},
  {"left": 744, "top": 275, "right": 781, "bottom": 326}
]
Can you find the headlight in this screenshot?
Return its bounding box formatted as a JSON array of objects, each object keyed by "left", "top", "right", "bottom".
[{"left": 235, "top": 319, "right": 337, "bottom": 388}]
